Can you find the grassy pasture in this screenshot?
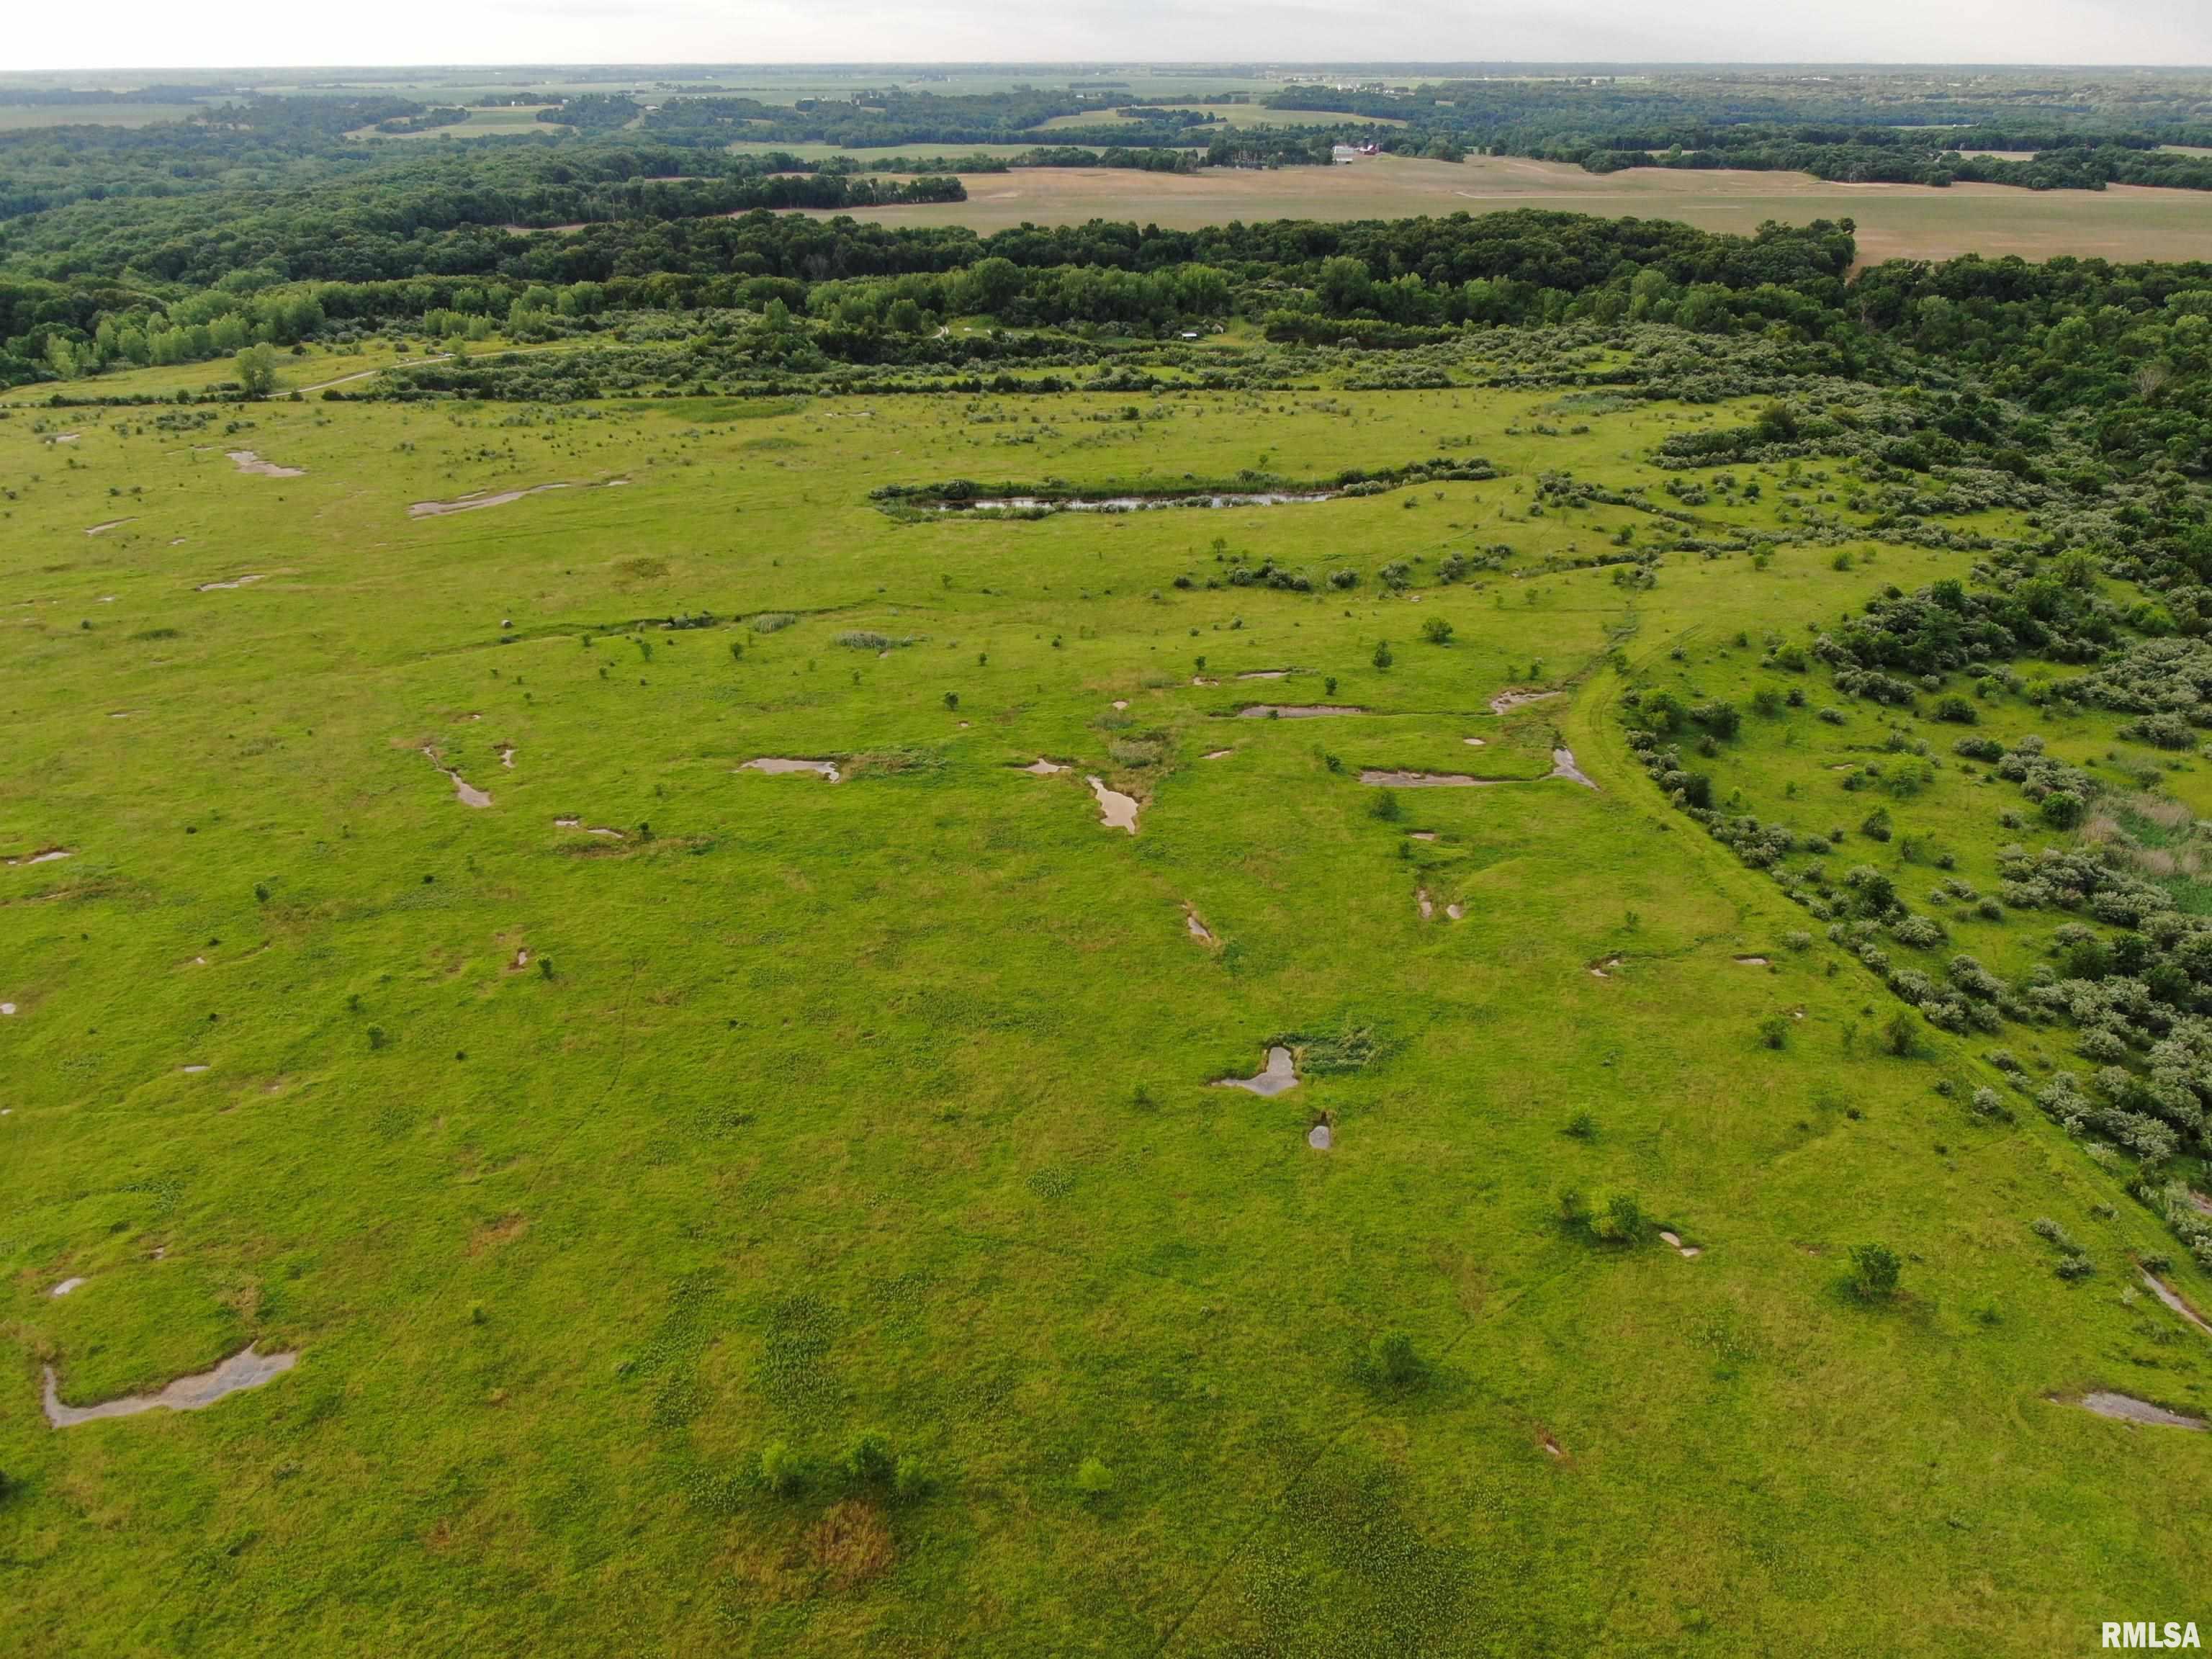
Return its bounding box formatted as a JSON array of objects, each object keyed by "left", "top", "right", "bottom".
[
  {"left": 0, "top": 104, "right": 203, "bottom": 130},
  {"left": 0, "top": 384, "right": 2207, "bottom": 1656},
  {"left": 346, "top": 106, "right": 570, "bottom": 142}
]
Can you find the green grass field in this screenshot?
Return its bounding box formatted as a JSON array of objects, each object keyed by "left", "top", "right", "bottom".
[
  {"left": 346, "top": 106, "right": 570, "bottom": 142},
  {"left": 3, "top": 379, "right": 2206, "bottom": 1655},
  {"left": 0, "top": 104, "right": 204, "bottom": 130}
]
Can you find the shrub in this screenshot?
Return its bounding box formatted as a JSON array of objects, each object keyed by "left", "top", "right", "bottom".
[
  {"left": 2039, "top": 790, "right": 2085, "bottom": 829},
  {"left": 892, "top": 1455, "right": 930, "bottom": 1502},
  {"left": 750, "top": 611, "right": 798, "bottom": 634},
  {"left": 1848, "top": 1243, "right": 1900, "bottom": 1300},
  {"left": 1586, "top": 1189, "right": 1646, "bottom": 1243},
  {"left": 1074, "top": 1457, "right": 1116, "bottom": 1501},
  {"left": 1883, "top": 1009, "right": 1920, "bottom": 1057},
  {"left": 1372, "top": 639, "right": 1394, "bottom": 670},
  {"left": 1860, "top": 807, "right": 1893, "bottom": 842},
  {"left": 1693, "top": 701, "right": 1741, "bottom": 739},
  {"left": 1369, "top": 791, "right": 1403, "bottom": 822},
  {"left": 758, "top": 1438, "right": 800, "bottom": 1496},
  {"left": 1370, "top": 1329, "right": 1421, "bottom": 1386},
  {"left": 1420, "top": 616, "right": 1455, "bottom": 646},
  {"left": 1758, "top": 1015, "right": 1789, "bottom": 1050},
  {"left": 843, "top": 1431, "right": 894, "bottom": 1486},
  {"left": 1563, "top": 1110, "right": 1596, "bottom": 1140},
  {"left": 1933, "top": 696, "right": 1977, "bottom": 724}
]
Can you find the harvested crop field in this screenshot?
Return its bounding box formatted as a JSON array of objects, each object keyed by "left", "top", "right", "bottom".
[{"left": 810, "top": 153, "right": 2212, "bottom": 265}]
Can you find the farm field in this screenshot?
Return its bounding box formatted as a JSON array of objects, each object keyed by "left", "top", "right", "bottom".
[
  {"left": 0, "top": 104, "right": 204, "bottom": 130},
  {"left": 814, "top": 153, "right": 2212, "bottom": 265},
  {"left": 4, "top": 379, "right": 2208, "bottom": 1657},
  {"left": 348, "top": 106, "right": 570, "bottom": 141}
]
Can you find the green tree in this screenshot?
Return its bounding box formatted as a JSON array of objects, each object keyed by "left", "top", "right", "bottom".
[{"left": 235, "top": 342, "right": 279, "bottom": 397}]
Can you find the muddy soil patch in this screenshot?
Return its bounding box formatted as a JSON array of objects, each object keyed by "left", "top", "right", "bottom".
[
  {"left": 43, "top": 1345, "right": 297, "bottom": 1427},
  {"left": 409, "top": 478, "right": 626, "bottom": 518},
  {"left": 421, "top": 747, "right": 492, "bottom": 807},
  {"left": 1215, "top": 1046, "right": 1299, "bottom": 1097},
  {"left": 2076, "top": 1391, "right": 2205, "bottom": 1429},
  {"left": 2141, "top": 1269, "right": 2212, "bottom": 1337},
  {"left": 1547, "top": 748, "right": 1597, "bottom": 789},
  {"left": 1087, "top": 775, "right": 1139, "bottom": 832}
]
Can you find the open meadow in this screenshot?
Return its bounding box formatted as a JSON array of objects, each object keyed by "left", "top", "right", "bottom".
[
  {"left": 4, "top": 376, "right": 2208, "bottom": 1655},
  {"left": 816, "top": 153, "right": 2212, "bottom": 266}
]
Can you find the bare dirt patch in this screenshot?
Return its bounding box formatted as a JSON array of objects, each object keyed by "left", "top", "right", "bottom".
[
  {"left": 1364, "top": 769, "right": 1494, "bottom": 788},
  {"left": 85, "top": 518, "right": 135, "bottom": 536},
  {"left": 43, "top": 1345, "right": 298, "bottom": 1427},
  {"left": 225, "top": 450, "right": 305, "bottom": 478},
  {"left": 807, "top": 1500, "right": 895, "bottom": 1586},
  {"left": 742, "top": 757, "right": 841, "bottom": 782},
  {"left": 6, "top": 847, "right": 72, "bottom": 867},
  {"left": 1734, "top": 956, "right": 1770, "bottom": 967},
  {"left": 1184, "top": 907, "right": 1215, "bottom": 944},
  {"left": 2140, "top": 1268, "right": 2212, "bottom": 1338},
  {"left": 470, "top": 1213, "right": 529, "bottom": 1254},
  {"left": 1202, "top": 748, "right": 1233, "bottom": 759},
  {"left": 1489, "top": 689, "right": 1560, "bottom": 715},
  {"left": 1660, "top": 1231, "right": 1704, "bottom": 1259},
  {"left": 1021, "top": 757, "right": 1069, "bottom": 775},
  {"left": 49, "top": 1277, "right": 85, "bottom": 1298},
  {"left": 197, "top": 573, "right": 269, "bottom": 591},
  {"left": 1238, "top": 705, "right": 1365, "bottom": 719}
]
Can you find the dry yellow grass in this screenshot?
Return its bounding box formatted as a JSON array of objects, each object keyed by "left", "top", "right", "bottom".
[{"left": 809, "top": 153, "right": 2212, "bottom": 266}]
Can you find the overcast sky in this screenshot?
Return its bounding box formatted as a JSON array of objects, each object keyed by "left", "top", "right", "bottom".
[{"left": 12, "top": 1, "right": 2212, "bottom": 75}]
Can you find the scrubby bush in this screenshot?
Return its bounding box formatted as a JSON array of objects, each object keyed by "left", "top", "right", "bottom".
[
  {"left": 1848, "top": 1243, "right": 1900, "bottom": 1300},
  {"left": 1370, "top": 1329, "right": 1421, "bottom": 1386},
  {"left": 758, "top": 1439, "right": 800, "bottom": 1496},
  {"left": 842, "top": 1431, "right": 895, "bottom": 1487},
  {"left": 1074, "top": 1457, "right": 1116, "bottom": 1501},
  {"left": 1583, "top": 1189, "right": 1647, "bottom": 1244}
]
